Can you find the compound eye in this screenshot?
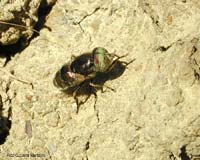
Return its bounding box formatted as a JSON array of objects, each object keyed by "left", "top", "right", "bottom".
[
  {"left": 61, "top": 66, "right": 68, "bottom": 74},
  {"left": 93, "top": 54, "right": 100, "bottom": 65},
  {"left": 92, "top": 47, "right": 97, "bottom": 53},
  {"left": 92, "top": 47, "right": 108, "bottom": 55}
]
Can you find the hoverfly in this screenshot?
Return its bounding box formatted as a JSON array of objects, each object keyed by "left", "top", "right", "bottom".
[{"left": 54, "top": 47, "right": 135, "bottom": 113}]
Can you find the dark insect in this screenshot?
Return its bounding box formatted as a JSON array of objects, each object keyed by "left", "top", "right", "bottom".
[
  {"left": 54, "top": 63, "right": 88, "bottom": 90},
  {"left": 70, "top": 53, "right": 94, "bottom": 76},
  {"left": 53, "top": 47, "right": 135, "bottom": 113}
]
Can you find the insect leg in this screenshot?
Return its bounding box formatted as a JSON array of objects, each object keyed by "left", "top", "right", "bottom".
[
  {"left": 72, "top": 82, "right": 92, "bottom": 113},
  {"left": 72, "top": 85, "right": 82, "bottom": 113},
  {"left": 120, "top": 58, "right": 136, "bottom": 68},
  {"left": 113, "top": 53, "right": 129, "bottom": 60},
  {"left": 89, "top": 83, "right": 116, "bottom": 93},
  {"left": 89, "top": 85, "right": 98, "bottom": 110}
]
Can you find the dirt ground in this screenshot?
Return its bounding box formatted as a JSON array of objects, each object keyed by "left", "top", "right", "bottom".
[{"left": 0, "top": 0, "right": 200, "bottom": 160}]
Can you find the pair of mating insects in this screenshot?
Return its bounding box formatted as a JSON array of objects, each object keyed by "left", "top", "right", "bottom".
[{"left": 54, "top": 47, "right": 135, "bottom": 109}]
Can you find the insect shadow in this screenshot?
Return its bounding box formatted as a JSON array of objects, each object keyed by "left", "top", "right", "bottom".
[{"left": 63, "top": 59, "right": 134, "bottom": 113}]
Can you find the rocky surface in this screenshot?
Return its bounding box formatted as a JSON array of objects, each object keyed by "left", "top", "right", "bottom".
[
  {"left": 0, "top": 0, "right": 42, "bottom": 45},
  {"left": 0, "top": 0, "right": 56, "bottom": 46},
  {"left": 0, "top": 0, "right": 200, "bottom": 160}
]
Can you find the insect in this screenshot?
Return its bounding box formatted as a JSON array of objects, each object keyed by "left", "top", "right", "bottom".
[
  {"left": 70, "top": 53, "right": 95, "bottom": 76},
  {"left": 54, "top": 47, "right": 130, "bottom": 90},
  {"left": 53, "top": 61, "right": 97, "bottom": 113},
  {"left": 92, "top": 47, "right": 131, "bottom": 73},
  {"left": 53, "top": 47, "right": 135, "bottom": 112},
  {"left": 92, "top": 47, "right": 115, "bottom": 72},
  {"left": 53, "top": 62, "right": 90, "bottom": 90}
]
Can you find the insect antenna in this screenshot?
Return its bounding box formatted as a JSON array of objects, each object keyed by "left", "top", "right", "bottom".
[{"left": 120, "top": 58, "right": 136, "bottom": 68}]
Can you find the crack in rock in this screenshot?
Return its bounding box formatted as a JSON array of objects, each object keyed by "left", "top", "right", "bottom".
[
  {"left": 72, "top": 7, "right": 100, "bottom": 25},
  {"left": 66, "top": 7, "right": 100, "bottom": 46}
]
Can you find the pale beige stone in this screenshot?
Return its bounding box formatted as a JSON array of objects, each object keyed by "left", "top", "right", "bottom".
[{"left": 0, "top": 0, "right": 200, "bottom": 160}]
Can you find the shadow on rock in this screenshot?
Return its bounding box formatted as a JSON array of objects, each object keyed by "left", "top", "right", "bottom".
[
  {"left": 92, "top": 60, "right": 129, "bottom": 85},
  {"left": 179, "top": 145, "right": 190, "bottom": 160},
  {"left": 0, "top": 0, "right": 56, "bottom": 65},
  {"left": 0, "top": 95, "right": 12, "bottom": 145}
]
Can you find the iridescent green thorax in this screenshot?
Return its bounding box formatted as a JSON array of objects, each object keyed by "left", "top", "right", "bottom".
[{"left": 92, "top": 47, "right": 114, "bottom": 72}]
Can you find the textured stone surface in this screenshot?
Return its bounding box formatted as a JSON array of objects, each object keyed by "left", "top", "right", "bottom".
[
  {"left": 0, "top": 0, "right": 200, "bottom": 159},
  {"left": 0, "top": 0, "right": 42, "bottom": 45}
]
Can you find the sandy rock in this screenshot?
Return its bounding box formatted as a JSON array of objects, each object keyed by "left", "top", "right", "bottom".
[
  {"left": 0, "top": 0, "right": 200, "bottom": 160},
  {"left": 0, "top": 0, "right": 42, "bottom": 45},
  {"left": 45, "top": 111, "right": 59, "bottom": 127},
  {"left": 41, "top": 0, "right": 57, "bottom": 7}
]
